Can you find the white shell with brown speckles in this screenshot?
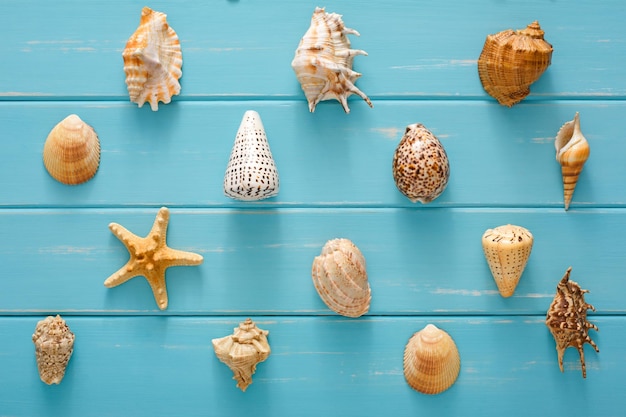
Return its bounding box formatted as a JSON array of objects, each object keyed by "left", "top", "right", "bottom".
[{"left": 32, "top": 315, "right": 75, "bottom": 385}]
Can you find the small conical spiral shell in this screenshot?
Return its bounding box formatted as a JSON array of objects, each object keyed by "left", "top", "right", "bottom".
[
  {"left": 555, "top": 112, "right": 589, "bottom": 210},
  {"left": 32, "top": 315, "right": 75, "bottom": 385}
]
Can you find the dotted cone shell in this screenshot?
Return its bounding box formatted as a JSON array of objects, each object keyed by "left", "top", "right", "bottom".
[
  {"left": 477, "top": 21, "right": 553, "bottom": 107},
  {"left": 223, "top": 111, "right": 280, "bottom": 201},
  {"left": 392, "top": 123, "right": 450, "bottom": 203},
  {"left": 311, "top": 238, "right": 371, "bottom": 318},
  {"left": 481, "top": 224, "right": 533, "bottom": 297},
  {"left": 403, "top": 324, "right": 460, "bottom": 395},
  {"left": 545, "top": 267, "right": 599, "bottom": 378},
  {"left": 555, "top": 112, "right": 590, "bottom": 210},
  {"left": 122, "top": 7, "right": 182, "bottom": 111},
  {"left": 32, "top": 315, "right": 75, "bottom": 385},
  {"left": 291, "top": 7, "right": 372, "bottom": 113},
  {"left": 43, "top": 114, "right": 100, "bottom": 185}
]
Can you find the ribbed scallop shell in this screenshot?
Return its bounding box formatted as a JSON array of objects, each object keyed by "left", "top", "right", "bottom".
[
  {"left": 392, "top": 123, "right": 450, "bottom": 203},
  {"left": 32, "top": 315, "right": 75, "bottom": 385},
  {"left": 311, "top": 238, "right": 371, "bottom": 318},
  {"left": 291, "top": 7, "right": 372, "bottom": 113},
  {"left": 122, "top": 7, "right": 182, "bottom": 111},
  {"left": 212, "top": 318, "right": 271, "bottom": 392},
  {"left": 43, "top": 114, "right": 100, "bottom": 185},
  {"left": 481, "top": 224, "right": 534, "bottom": 297},
  {"left": 403, "top": 324, "right": 460, "bottom": 395},
  {"left": 546, "top": 267, "right": 599, "bottom": 378},
  {"left": 555, "top": 112, "right": 590, "bottom": 210},
  {"left": 478, "top": 21, "right": 553, "bottom": 107}
]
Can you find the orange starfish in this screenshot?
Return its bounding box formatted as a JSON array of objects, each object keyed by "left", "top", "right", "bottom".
[{"left": 104, "top": 207, "right": 203, "bottom": 310}]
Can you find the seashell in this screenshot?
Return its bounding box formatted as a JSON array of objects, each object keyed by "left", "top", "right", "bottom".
[
  {"left": 32, "top": 315, "right": 75, "bottom": 385},
  {"left": 481, "top": 224, "right": 534, "bottom": 297},
  {"left": 122, "top": 7, "right": 182, "bottom": 111},
  {"left": 546, "top": 267, "right": 599, "bottom": 378},
  {"left": 223, "top": 110, "right": 280, "bottom": 201},
  {"left": 43, "top": 114, "right": 100, "bottom": 185},
  {"left": 392, "top": 123, "right": 450, "bottom": 203},
  {"left": 555, "top": 112, "right": 590, "bottom": 211},
  {"left": 477, "top": 21, "right": 553, "bottom": 107},
  {"left": 212, "top": 318, "right": 271, "bottom": 392},
  {"left": 291, "top": 7, "right": 372, "bottom": 113},
  {"left": 403, "top": 324, "right": 461, "bottom": 395},
  {"left": 311, "top": 238, "right": 371, "bottom": 318}
]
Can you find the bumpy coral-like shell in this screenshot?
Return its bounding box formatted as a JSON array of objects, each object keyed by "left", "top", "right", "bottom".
[
  {"left": 291, "top": 7, "right": 372, "bottom": 113},
  {"left": 546, "top": 267, "right": 599, "bottom": 378},
  {"left": 555, "top": 112, "right": 590, "bottom": 211},
  {"left": 123, "top": 7, "right": 182, "bottom": 111},
  {"left": 478, "top": 21, "right": 553, "bottom": 107},
  {"left": 481, "top": 224, "right": 534, "bottom": 297},
  {"left": 223, "top": 110, "right": 280, "bottom": 201},
  {"left": 392, "top": 123, "right": 450, "bottom": 203},
  {"left": 212, "top": 318, "right": 271, "bottom": 392},
  {"left": 403, "top": 324, "right": 460, "bottom": 395},
  {"left": 43, "top": 114, "right": 100, "bottom": 185},
  {"left": 32, "top": 315, "right": 75, "bottom": 385}
]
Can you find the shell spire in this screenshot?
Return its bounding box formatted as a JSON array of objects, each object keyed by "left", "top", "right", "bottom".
[
  {"left": 555, "top": 112, "right": 590, "bottom": 210},
  {"left": 32, "top": 315, "right": 75, "bottom": 385}
]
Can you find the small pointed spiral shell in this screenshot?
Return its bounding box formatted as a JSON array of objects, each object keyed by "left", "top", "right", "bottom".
[
  {"left": 32, "top": 315, "right": 75, "bottom": 385},
  {"left": 555, "top": 112, "right": 590, "bottom": 210}
]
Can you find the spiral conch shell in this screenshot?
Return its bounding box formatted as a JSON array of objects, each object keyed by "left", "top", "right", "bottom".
[
  {"left": 546, "top": 267, "right": 599, "bottom": 378},
  {"left": 555, "top": 112, "right": 590, "bottom": 210},
  {"left": 403, "top": 324, "right": 461, "bottom": 395},
  {"left": 212, "top": 318, "right": 271, "bottom": 392},
  {"left": 392, "top": 123, "right": 450, "bottom": 203},
  {"left": 43, "top": 114, "right": 100, "bottom": 185},
  {"left": 478, "top": 21, "right": 553, "bottom": 106},
  {"left": 122, "top": 7, "right": 182, "bottom": 111},
  {"left": 32, "top": 315, "right": 75, "bottom": 385},
  {"left": 481, "top": 224, "right": 534, "bottom": 297},
  {"left": 311, "top": 238, "right": 371, "bottom": 318},
  {"left": 291, "top": 7, "right": 372, "bottom": 113}
]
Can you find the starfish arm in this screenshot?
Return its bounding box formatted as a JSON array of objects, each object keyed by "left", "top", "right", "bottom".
[
  {"left": 104, "top": 261, "right": 142, "bottom": 288},
  {"left": 143, "top": 268, "right": 169, "bottom": 310},
  {"left": 109, "top": 222, "right": 137, "bottom": 247},
  {"left": 156, "top": 247, "right": 204, "bottom": 267},
  {"left": 148, "top": 207, "right": 171, "bottom": 247}
]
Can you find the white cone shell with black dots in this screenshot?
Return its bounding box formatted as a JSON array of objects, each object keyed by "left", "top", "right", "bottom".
[{"left": 223, "top": 111, "right": 280, "bottom": 201}]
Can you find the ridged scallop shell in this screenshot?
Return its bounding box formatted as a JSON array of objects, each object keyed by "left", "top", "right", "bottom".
[
  {"left": 212, "top": 318, "right": 271, "bottom": 392},
  {"left": 555, "top": 112, "right": 590, "bottom": 210},
  {"left": 481, "top": 224, "right": 534, "bottom": 297},
  {"left": 403, "top": 324, "right": 461, "bottom": 395},
  {"left": 311, "top": 238, "right": 371, "bottom": 318},
  {"left": 223, "top": 110, "right": 280, "bottom": 201},
  {"left": 32, "top": 315, "right": 75, "bottom": 385},
  {"left": 43, "top": 114, "right": 100, "bottom": 185},
  {"left": 291, "top": 7, "right": 372, "bottom": 113},
  {"left": 122, "top": 7, "right": 182, "bottom": 111},
  {"left": 392, "top": 123, "right": 450, "bottom": 203},
  {"left": 546, "top": 267, "right": 599, "bottom": 378},
  {"left": 478, "top": 21, "right": 553, "bottom": 107}
]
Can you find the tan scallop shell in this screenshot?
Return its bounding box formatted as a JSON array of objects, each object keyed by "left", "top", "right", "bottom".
[
  {"left": 291, "top": 7, "right": 372, "bottom": 113},
  {"left": 311, "top": 238, "right": 371, "bottom": 318},
  {"left": 32, "top": 315, "right": 75, "bottom": 385},
  {"left": 481, "top": 224, "right": 534, "bottom": 297},
  {"left": 555, "top": 112, "right": 590, "bottom": 210},
  {"left": 43, "top": 114, "right": 100, "bottom": 185},
  {"left": 546, "top": 267, "right": 599, "bottom": 378},
  {"left": 403, "top": 324, "right": 460, "bottom": 395},
  {"left": 392, "top": 123, "right": 450, "bottom": 203},
  {"left": 478, "top": 21, "right": 553, "bottom": 107},
  {"left": 122, "top": 7, "right": 182, "bottom": 111},
  {"left": 212, "top": 318, "right": 271, "bottom": 392}
]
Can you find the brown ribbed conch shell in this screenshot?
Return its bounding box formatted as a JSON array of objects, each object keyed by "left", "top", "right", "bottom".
[
  {"left": 555, "top": 112, "right": 590, "bottom": 210},
  {"left": 478, "top": 21, "right": 553, "bottom": 107},
  {"left": 311, "top": 238, "right": 371, "bottom": 318},
  {"left": 43, "top": 114, "right": 100, "bottom": 185},
  {"left": 32, "top": 315, "right": 75, "bottom": 385},
  {"left": 212, "top": 318, "right": 271, "bottom": 392},
  {"left": 403, "top": 324, "right": 461, "bottom": 395},
  {"left": 546, "top": 267, "right": 599, "bottom": 378},
  {"left": 122, "top": 7, "right": 182, "bottom": 111},
  {"left": 392, "top": 123, "right": 450, "bottom": 203},
  {"left": 291, "top": 7, "right": 372, "bottom": 113},
  {"left": 481, "top": 224, "right": 534, "bottom": 297}
]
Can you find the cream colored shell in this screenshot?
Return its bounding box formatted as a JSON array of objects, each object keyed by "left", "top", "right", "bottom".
[
  {"left": 555, "top": 112, "right": 590, "bottom": 210},
  {"left": 32, "top": 315, "right": 75, "bottom": 385}
]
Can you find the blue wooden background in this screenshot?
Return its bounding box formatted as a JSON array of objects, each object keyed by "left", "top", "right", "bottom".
[{"left": 1, "top": 1, "right": 625, "bottom": 416}]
